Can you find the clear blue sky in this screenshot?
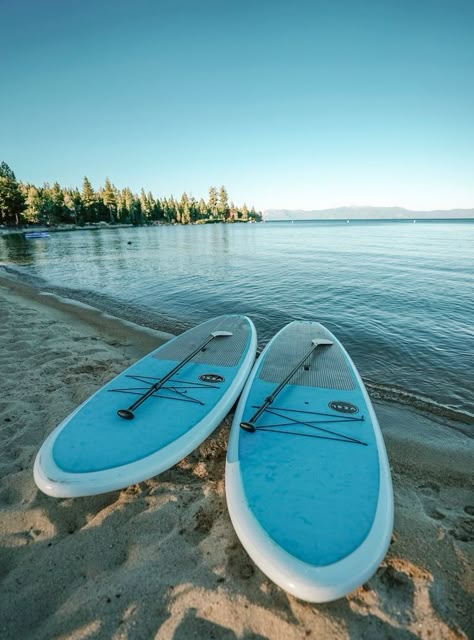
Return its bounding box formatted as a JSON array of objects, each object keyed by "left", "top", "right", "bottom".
[{"left": 1, "top": 0, "right": 473, "bottom": 211}]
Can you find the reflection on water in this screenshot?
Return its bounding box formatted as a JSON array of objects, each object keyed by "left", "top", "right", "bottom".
[{"left": 1, "top": 221, "right": 473, "bottom": 420}]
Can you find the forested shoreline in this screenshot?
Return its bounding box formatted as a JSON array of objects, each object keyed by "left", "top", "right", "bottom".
[{"left": 0, "top": 162, "right": 262, "bottom": 227}]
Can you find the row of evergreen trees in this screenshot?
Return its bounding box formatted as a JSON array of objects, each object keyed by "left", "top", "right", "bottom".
[{"left": 0, "top": 162, "right": 262, "bottom": 227}]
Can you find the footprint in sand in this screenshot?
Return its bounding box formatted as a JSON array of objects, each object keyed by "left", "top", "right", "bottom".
[
  {"left": 448, "top": 518, "right": 474, "bottom": 543},
  {"left": 418, "top": 484, "right": 474, "bottom": 542},
  {"left": 418, "top": 483, "right": 447, "bottom": 522},
  {"left": 423, "top": 503, "right": 446, "bottom": 521},
  {"left": 418, "top": 481, "right": 440, "bottom": 496},
  {"left": 370, "top": 564, "right": 416, "bottom": 626}
]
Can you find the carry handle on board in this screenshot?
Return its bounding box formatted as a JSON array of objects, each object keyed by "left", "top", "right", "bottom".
[
  {"left": 117, "top": 331, "right": 233, "bottom": 420},
  {"left": 240, "top": 338, "right": 333, "bottom": 432}
]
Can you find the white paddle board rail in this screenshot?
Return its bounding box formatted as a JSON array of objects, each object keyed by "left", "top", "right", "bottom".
[
  {"left": 34, "top": 315, "right": 257, "bottom": 498},
  {"left": 226, "top": 320, "right": 393, "bottom": 602}
]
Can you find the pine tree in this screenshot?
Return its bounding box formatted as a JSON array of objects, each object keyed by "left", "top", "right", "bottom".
[
  {"left": 208, "top": 186, "right": 218, "bottom": 219},
  {"left": 82, "top": 177, "right": 97, "bottom": 222},
  {"left": 229, "top": 201, "right": 237, "bottom": 222},
  {"left": 168, "top": 196, "right": 178, "bottom": 223},
  {"left": 218, "top": 185, "right": 229, "bottom": 220},
  {"left": 188, "top": 195, "right": 198, "bottom": 222},
  {"left": 102, "top": 178, "right": 117, "bottom": 223},
  {"left": 64, "top": 188, "right": 83, "bottom": 225},
  {"left": 249, "top": 206, "right": 261, "bottom": 221},
  {"left": 35, "top": 185, "right": 56, "bottom": 226},
  {"left": 119, "top": 188, "right": 134, "bottom": 223},
  {"left": 22, "top": 184, "right": 41, "bottom": 223},
  {"left": 152, "top": 196, "right": 164, "bottom": 222},
  {"left": 47, "top": 181, "right": 68, "bottom": 224},
  {"left": 198, "top": 198, "right": 208, "bottom": 220},
  {"left": 0, "top": 161, "right": 26, "bottom": 226},
  {"left": 180, "top": 192, "right": 191, "bottom": 224},
  {"left": 161, "top": 197, "right": 170, "bottom": 222},
  {"left": 146, "top": 191, "right": 157, "bottom": 221},
  {"left": 81, "top": 177, "right": 95, "bottom": 206},
  {"left": 140, "top": 188, "right": 152, "bottom": 222},
  {"left": 116, "top": 191, "right": 125, "bottom": 223},
  {"left": 130, "top": 197, "right": 143, "bottom": 225}
]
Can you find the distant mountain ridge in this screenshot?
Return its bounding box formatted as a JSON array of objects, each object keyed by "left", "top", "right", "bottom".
[{"left": 264, "top": 207, "right": 474, "bottom": 221}]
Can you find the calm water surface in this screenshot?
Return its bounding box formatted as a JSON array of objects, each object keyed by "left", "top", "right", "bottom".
[{"left": 1, "top": 221, "right": 473, "bottom": 423}]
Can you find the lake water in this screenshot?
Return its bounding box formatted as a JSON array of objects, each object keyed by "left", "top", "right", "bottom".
[{"left": 1, "top": 221, "right": 473, "bottom": 425}]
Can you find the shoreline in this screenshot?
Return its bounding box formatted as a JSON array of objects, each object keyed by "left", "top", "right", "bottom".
[
  {"left": 0, "top": 275, "right": 473, "bottom": 638},
  {"left": 0, "top": 270, "right": 174, "bottom": 359},
  {"left": 0, "top": 219, "right": 259, "bottom": 237},
  {"left": 0, "top": 223, "right": 135, "bottom": 236},
  {"left": 1, "top": 265, "right": 472, "bottom": 428}
]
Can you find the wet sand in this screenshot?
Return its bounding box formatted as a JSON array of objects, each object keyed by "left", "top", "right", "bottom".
[{"left": 0, "top": 274, "right": 472, "bottom": 639}]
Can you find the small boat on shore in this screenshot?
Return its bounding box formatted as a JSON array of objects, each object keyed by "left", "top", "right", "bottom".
[{"left": 24, "top": 231, "right": 50, "bottom": 239}]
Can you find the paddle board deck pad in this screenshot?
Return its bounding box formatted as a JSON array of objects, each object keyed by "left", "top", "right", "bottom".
[
  {"left": 225, "top": 321, "right": 393, "bottom": 602},
  {"left": 35, "top": 315, "right": 257, "bottom": 497}
]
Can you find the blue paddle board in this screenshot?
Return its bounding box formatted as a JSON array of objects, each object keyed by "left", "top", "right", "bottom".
[
  {"left": 35, "top": 315, "right": 257, "bottom": 497},
  {"left": 226, "top": 320, "right": 393, "bottom": 602}
]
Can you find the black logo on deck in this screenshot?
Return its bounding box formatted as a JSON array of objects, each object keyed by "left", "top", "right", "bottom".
[
  {"left": 328, "top": 401, "right": 359, "bottom": 414},
  {"left": 199, "top": 374, "right": 225, "bottom": 383}
]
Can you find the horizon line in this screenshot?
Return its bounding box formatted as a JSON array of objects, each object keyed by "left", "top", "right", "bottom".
[{"left": 264, "top": 205, "right": 474, "bottom": 213}]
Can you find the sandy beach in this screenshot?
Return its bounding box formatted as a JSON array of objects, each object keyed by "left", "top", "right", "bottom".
[{"left": 0, "top": 273, "right": 472, "bottom": 640}]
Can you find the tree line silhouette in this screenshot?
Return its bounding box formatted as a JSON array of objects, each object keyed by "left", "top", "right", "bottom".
[{"left": 0, "top": 161, "right": 262, "bottom": 227}]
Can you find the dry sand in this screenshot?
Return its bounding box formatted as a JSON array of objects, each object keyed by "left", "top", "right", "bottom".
[{"left": 0, "top": 275, "right": 472, "bottom": 640}]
